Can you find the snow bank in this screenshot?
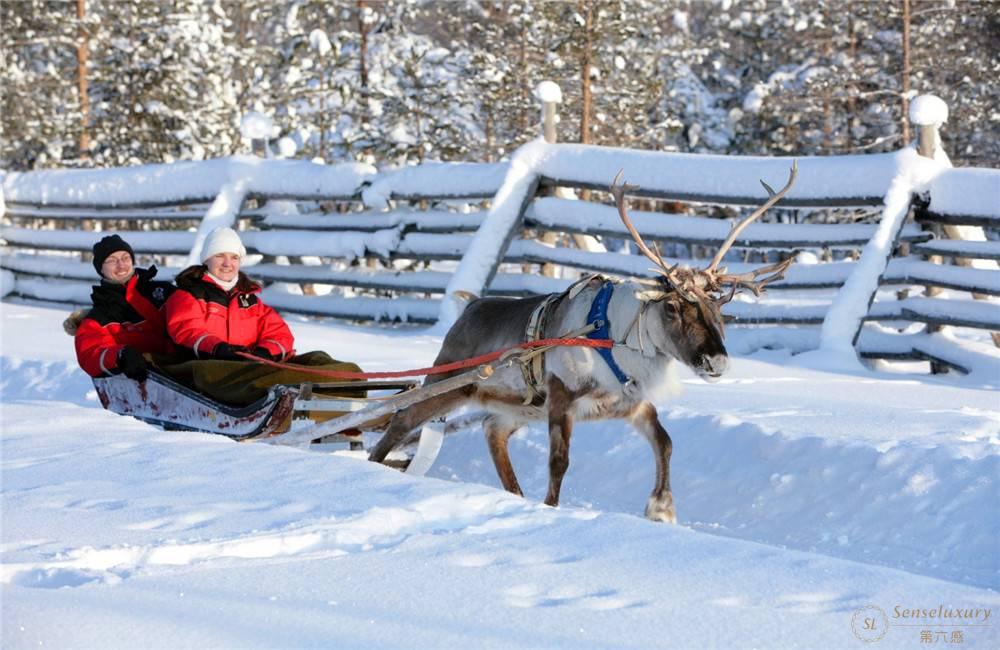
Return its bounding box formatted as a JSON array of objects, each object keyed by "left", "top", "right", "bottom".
[{"left": 2, "top": 303, "right": 999, "bottom": 649}]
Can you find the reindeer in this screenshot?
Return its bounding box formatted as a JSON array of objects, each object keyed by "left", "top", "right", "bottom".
[{"left": 369, "top": 163, "right": 798, "bottom": 522}]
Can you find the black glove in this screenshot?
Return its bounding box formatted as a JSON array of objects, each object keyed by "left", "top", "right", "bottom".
[
  {"left": 117, "top": 346, "right": 149, "bottom": 382},
  {"left": 251, "top": 347, "right": 280, "bottom": 361},
  {"left": 213, "top": 343, "right": 249, "bottom": 361}
]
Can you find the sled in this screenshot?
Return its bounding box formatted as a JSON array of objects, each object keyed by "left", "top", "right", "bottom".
[{"left": 92, "top": 363, "right": 494, "bottom": 475}]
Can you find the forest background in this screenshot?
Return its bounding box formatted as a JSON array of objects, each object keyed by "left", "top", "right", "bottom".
[{"left": 2, "top": 0, "right": 997, "bottom": 172}]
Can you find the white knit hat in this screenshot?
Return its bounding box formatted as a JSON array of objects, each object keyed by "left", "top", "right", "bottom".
[{"left": 200, "top": 227, "right": 246, "bottom": 263}]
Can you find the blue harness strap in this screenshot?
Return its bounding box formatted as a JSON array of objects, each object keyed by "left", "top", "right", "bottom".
[{"left": 586, "top": 281, "right": 631, "bottom": 385}]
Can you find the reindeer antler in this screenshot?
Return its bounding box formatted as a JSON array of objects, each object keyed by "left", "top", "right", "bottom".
[
  {"left": 705, "top": 161, "right": 798, "bottom": 274},
  {"left": 610, "top": 170, "right": 673, "bottom": 278},
  {"left": 612, "top": 162, "right": 798, "bottom": 304},
  {"left": 713, "top": 255, "right": 796, "bottom": 302}
]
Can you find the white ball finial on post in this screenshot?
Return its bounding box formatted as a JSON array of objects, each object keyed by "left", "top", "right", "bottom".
[
  {"left": 534, "top": 81, "right": 562, "bottom": 144},
  {"left": 908, "top": 95, "right": 948, "bottom": 160},
  {"left": 240, "top": 112, "right": 276, "bottom": 158}
]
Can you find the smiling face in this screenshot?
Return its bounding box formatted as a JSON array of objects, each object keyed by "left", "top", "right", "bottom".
[
  {"left": 100, "top": 250, "right": 135, "bottom": 284},
  {"left": 205, "top": 252, "right": 241, "bottom": 282}
]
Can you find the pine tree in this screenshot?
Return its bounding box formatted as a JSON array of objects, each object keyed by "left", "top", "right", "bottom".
[{"left": 1, "top": 0, "right": 90, "bottom": 168}]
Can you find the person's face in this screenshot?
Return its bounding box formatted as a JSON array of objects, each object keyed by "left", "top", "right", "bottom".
[
  {"left": 101, "top": 250, "right": 134, "bottom": 283},
  {"left": 206, "top": 252, "right": 241, "bottom": 282}
]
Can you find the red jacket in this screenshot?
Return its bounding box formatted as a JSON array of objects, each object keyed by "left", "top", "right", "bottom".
[
  {"left": 165, "top": 268, "right": 294, "bottom": 360},
  {"left": 75, "top": 267, "right": 176, "bottom": 377}
]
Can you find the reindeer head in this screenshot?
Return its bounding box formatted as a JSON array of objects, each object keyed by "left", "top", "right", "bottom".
[{"left": 610, "top": 163, "right": 798, "bottom": 381}]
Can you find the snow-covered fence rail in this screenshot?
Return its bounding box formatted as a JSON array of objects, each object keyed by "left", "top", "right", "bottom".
[
  {"left": 2, "top": 125, "right": 996, "bottom": 375},
  {"left": 0, "top": 158, "right": 507, "bottom": 317},
  {"left": 435, "top": 135, "right": 998, "bottom": 376}
]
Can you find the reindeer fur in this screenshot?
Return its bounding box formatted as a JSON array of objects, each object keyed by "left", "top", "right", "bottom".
[{"left": 369, "top": 275, "right": 730, "bottom": 523}]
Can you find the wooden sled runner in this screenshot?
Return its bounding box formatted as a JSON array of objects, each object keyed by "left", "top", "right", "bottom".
[{"left": 93, "top": 364, "right": 494, "bottom": 475}]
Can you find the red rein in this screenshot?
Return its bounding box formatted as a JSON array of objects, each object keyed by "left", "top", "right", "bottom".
[{"left": 235, "top": 337, "right": 614, "bottom": 380}]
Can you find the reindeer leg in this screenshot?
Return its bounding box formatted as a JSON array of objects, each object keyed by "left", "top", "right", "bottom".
[
  {"left": 630, "top": 401, "right": 677, "bottom": 524},
  {"left": 544, "top": 375, "right": 575, "bottom": 508},
  {"left": 484, "top": 414, "right": 524, "bottom": 497},
  {"left": 368, "top": 386, "right": 471, "bottom": 464}
]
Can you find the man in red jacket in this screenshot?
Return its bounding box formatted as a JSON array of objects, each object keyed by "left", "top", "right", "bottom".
[{"left": 73, "top": 235, "right": 176, "bottom": 381}]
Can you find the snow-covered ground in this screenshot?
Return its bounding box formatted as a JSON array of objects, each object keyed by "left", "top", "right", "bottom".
[{"left": 2, "top": 301, "right": 998, "bottom": 649}]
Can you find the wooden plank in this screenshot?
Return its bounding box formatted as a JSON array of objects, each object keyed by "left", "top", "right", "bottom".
[
  {"left": 256, "top": 209, "right": 483, "bottom": 233},
  {"left": 722, "top": 302, "right": 829, "bottom": 325},
  {"left": 882, "top": 260, "right": 1000, "bottom": 296},
  {"left": 5, "top": 203, "right": 211, "bottom": 221},
  {"left": 916, "top": 211, "right": 1000, "bottom": 228},
  {"left": 912, "top": 240, "right": 1000, "bottom": 262},
  {"left": 2, "top": 196, "right": 221, "bottom": 210},
  {"left": 1, "top": 227, "right": 194, "bottom": 254},
  {"left": 272, "top": 364, "right": 494, "bottom": 447},
  {"left": 538, "top": 176, "right": 884, "bottom": 209},
  {"left": 857, "top": 348, "right": 969, "bottom": 374},
  {"left": 525, "top": 197, "right": 930, "bottom": 248},
  {"left": 867, "top": 298, "right": 1000, "bottom": 330}
]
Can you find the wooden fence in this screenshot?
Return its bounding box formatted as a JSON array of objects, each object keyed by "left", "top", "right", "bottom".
[{"left": 2, "top": 99, "right": 998, "bottom": 376}]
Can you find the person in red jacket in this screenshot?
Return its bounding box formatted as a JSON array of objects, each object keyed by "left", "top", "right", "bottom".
[
  {"left": 162, "top": 227, "right": 363, "bottom": 407},
  {"left": 165, "top": 227, "right": 293, "bottom": 362},
  {"left": 73, "top": 234, "right": 176, "bottom": 381}
]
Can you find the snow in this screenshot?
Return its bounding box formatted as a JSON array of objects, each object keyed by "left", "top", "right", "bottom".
[
  {"left": 361, "top": 161, "right": 506, "bottom": 207},
  {"left": 258, "top": 208, "right": 484, "bottom": 233},
  {"left": 927, "top": 167, "right": 1000, "bottom": 218},
  {"left": 438, "top": 140, "right": 545, "bottom": 325},
  {"left": 1, "top": 227, "right": 195, "bottom": 253},
  {"left": 534, "top": 80, "right": 563, "bottom": 104},
  {"left": 2, "top": 302, "right": 999, "bottom": 649},
  {"left": 532, "top": 144, "right": 900, "bottom": 205},
  {"left": 909, "top": 94, "right": 949, "bottom": 126},
  {"left": 2, "top": 157, "right": 375, "bottom": 207},
  {"left": 240, "top": 112, "right": 275, "bottom": 141},
  {"left": 527, "top": 196, "right": 926, "bottom": 247},
  {"left": 816, "top": 150, "right": 948, "bottom": 356}
]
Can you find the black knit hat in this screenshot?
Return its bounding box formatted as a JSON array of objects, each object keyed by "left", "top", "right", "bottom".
[{"left": 92, "top": 234, "right": 135, "bottom": 274}]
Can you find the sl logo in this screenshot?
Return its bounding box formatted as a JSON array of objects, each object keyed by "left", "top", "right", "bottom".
[
  {"left": 238, "top": 294, "right": 252, "bottom": 309},
  {"left": 852, "top": 605, "right": 888, "bottom": 643}
]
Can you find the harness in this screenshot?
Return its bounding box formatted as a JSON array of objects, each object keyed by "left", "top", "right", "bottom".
[
  {"left": 519, "top": 277, "right": 633, "bottom": 404},
  {"left": 585, "top": 281, "right": 633, "bottom": 386}
]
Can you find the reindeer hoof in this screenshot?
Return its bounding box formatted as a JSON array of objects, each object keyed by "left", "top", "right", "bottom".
[{"left": 645, "top": 496, "right": 677, "bottom": 524}]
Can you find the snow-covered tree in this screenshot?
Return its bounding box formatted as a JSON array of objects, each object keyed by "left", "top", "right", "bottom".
[
  {"left": 1, "top": 0, "right": 90, "bottom": 168},
  {"left": 84, "top": 0, "right": 240, "bottom": 165}
]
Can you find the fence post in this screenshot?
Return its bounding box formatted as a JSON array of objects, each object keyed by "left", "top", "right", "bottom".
[
  {"left": 910, "top": 94, "right": 947, "bottom": 161},
  {"left": 910, "top": 97, "right": 948, "bottom": 358},
  {"left": 240, "top": 112, "right": 274, "bottom": 159},
  {"left": 537, "top": 82, "right": 561, "bottom": 145},
  {"left": 534, "top": 81, "right": 563, "bottom": 278},
  {"left": 909, "top": 95, "right": 1000, "bottom": 349}
]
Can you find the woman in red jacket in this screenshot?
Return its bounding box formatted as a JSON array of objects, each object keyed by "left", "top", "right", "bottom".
[
  {"left": 165, "top": 227, "right": 293, "bottom": 362},
  {"left": 163, "top": 227, "right": 363, "bottom": 407},
  {"left": 73, "top": 234, "right": 176, "bottom": 381}
]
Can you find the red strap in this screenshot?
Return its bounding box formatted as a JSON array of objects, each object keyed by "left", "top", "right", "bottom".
[{"left": 235, "top": 337, "right": 614, "bottom": 380}]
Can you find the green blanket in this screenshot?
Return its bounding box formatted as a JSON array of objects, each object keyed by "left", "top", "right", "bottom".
[{"left": 156, "top": 351, "right": 366, "bottom": 407}]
